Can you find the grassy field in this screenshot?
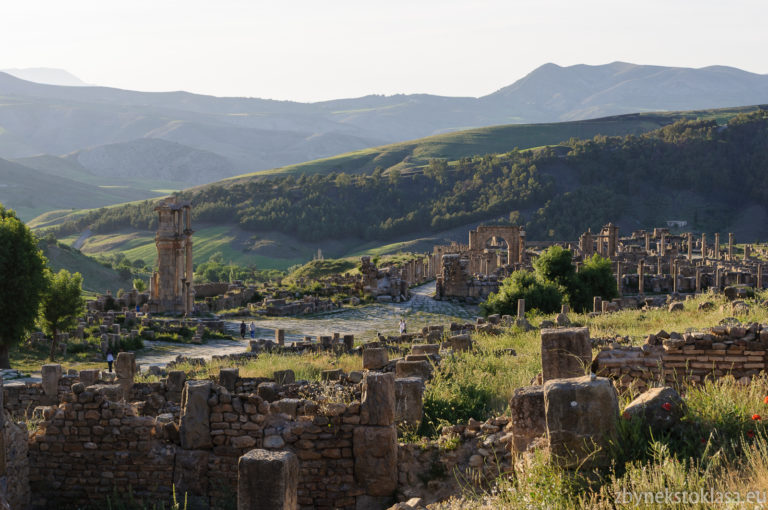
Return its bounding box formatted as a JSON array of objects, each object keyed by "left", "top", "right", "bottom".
[{"left": 40, "top": 240, "right": 134, "bottom": 294}]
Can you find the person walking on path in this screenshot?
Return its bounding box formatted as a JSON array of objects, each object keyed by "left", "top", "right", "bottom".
[
  {"left": 240, "top": 321, "right": 247, "bottom": 339},
  {"left": 399, "top": 318, "right": 407, "bottom": 335},
  {"left": 249, "top": 321, "right": 256, "bottom": 339},
  {"left": 106, "top": 351, "right": 114, "bottom": 373}
]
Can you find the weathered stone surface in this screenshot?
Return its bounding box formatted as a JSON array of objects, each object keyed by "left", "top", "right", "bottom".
[
  {"left": 394, "top": 377, "right": 424, "bottom": 426},
  {"left": 540, "top": 327, "right": 592, "bottom": 382},
  {"left": 544, "top": 375, "right": 619, "bottom": 468},
  {"left": 166, "top": 370, "right": 186, "bottom": 402},
  {"left": 361, "top": 372, "right": 395, "bottom": 426},
  {"left": 173, "top": 449, "right": 210, "bottom": 508},
  {"left": 179, "top": 380, "right": 212, "bottom": 450},
  {"left": 623, "top": 386, "right": 684, "bottom": 432},
  {"left": 238, "top": 449, "right": 298, "bottom": 510},
  {"left": 78, "top": 369, "right": 100, "bottom": 387},
  {"left": 41, "top": 364, "right": 62, "bottom": 398},
  {"left": 363, "top": 348, "right": 389, "bottom": 370},
  {"left": 258, "top": 382, "right": 280, "bottom": 402},
  {"left": 394, "top": 360, "right": 431, "bottom": 381},
  {"left": 509, "top": 385, "right": 546, "bottom": 453},
  {"left": 353, "top": 426, "right": 397, "bottom": 497},
  {"left": 448, "top": 334, "right": 472, "bottom": 352},
  {"left": 115, "top": 352, "right": 136, "bottom": 399},
  {"left": 273, "top": 369, "right": 295, "bottom": 385},
  {"left": 219, "top": 368, "right": 239, "bottom": 392},
  {"left": 668, "top": 302, "right": 685, "bottom": 312},
  {"left": 410, "top": 344, "right": 439, "bottom": 356}
]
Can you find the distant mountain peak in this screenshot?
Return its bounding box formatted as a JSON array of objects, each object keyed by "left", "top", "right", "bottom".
[{"left": 1, "top": 67, "right": 89, "bottom": 87}]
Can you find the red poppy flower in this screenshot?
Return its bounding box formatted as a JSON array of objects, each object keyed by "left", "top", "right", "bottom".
[
  {"left": 661, "top": 402, "right": 672, "bottom": 412},
  {"left": 622, "top": 411, "right": 630, "bottom": 420},
  {"left": 753, "top": 414, "right": 762, "bottom": 421},
  {"left": 748, "top": 431, "right": 755, "bottom": 438},
  {"left": 764, "top": 396, "right": 768, "bottom": 405},
  {"left": 700, "top": 438, "right": 707, "bottom": 444}
]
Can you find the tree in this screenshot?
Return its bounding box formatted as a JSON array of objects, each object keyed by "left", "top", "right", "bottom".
[
  {"left": 572, "top": 254, "right": 617, "bottom": 311},
  {"left": 533, "top": 245, "right": 576, "bottom": 291},
  {"left": 133, "top": 278, "right": 147, "bottom": 292},
  {"left": 40, "top": 269, "right": 85, "bottom": 361},
  {"left": 0, "top": 205, "right": 48, "bottom": 367},
  {"left": 480, "top": 270, "right": 562, "bottom": 317}
]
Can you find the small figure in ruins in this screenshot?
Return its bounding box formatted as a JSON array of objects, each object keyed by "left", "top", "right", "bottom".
[
  {"left": 239, "top": 320, "right": 247, "bottom": 339},
  {"left": 106, "top": 351, "right": 114, "bottom": 373},
  {"left": 399, "top": 318, "right": 407, "bottom": 335},
  {"left": 249, "top": 321, "right": 256, "bottom": 339}
]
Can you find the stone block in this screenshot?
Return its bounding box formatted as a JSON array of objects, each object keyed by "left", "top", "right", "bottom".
[
  {"left": 361, "top": 372, "right": 395, "bottom": 426},
  {"left": 167, "top": 370, "right": 186, "bottom": 402},
  {"left": 544, "top": 375, "right": 619, "bottom": 468},
  {"left": 79, "top": 369, "right": 100, "bottom": 387},
  {"left": 509, "top": 385, "right": 546, "bottom": 453},
  {"left": 238, "top": 449, "right": 298, "bottom": 510},
  {"left": 179, "top": 380, "right": 212, "bottom": 450},
  {"left": 41, "top": 364, "right": 62, "bottom": 398},
  {"left": 395, "top": 360, "right": 431, "bottom": 381},
  {"left": 219, "top": 368, "right": 239, "bottom": 392},
  {"left": 622, "top": 386, "right": 684, "bottom": 432},
  {"left": 258, "top": 382, "right": 280, "bottom": 402},
  {"left": 363, "top": 348, "right": 389, "bottom": 370},
  {"left": 540, "top": 327, "right": 592, "bottom": 382},
  {"left": 174, "top": 450, "right": 210, "bottom": 509},
  {"left": 448, "top": 334, "right": 472, "bottom": 352},
  {"left": 410, "top": 344, "right": 439, "bottom": 356},
  {"left": 273, "top": 369, "right": 295, "bottom": 385},
  {"left": 275, "top": 329, "right": 286, "bottom": 346},
  {"left": 395, "top": 377, "right": 424, "bottom": 426},
  {"left": 353, "top": 426, "right": 397, "bottom": 497}
]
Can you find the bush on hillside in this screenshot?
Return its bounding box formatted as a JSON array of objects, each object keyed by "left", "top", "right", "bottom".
[{"left": 481, "top": 270, "right": 562, "bottom": 316}]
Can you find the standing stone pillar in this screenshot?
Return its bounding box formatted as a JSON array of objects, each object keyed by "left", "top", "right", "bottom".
[
  {"left": 758, "top": 264, "right": 763, "bottom": 290},
  {"left": 644, "top": 232, "right": 650, "bottom": 253},
  {"left": 517, "top": 299, "right": 525, "bottom": 318},
  {"left": 238, "top": 449, "right": 298, "bottom": 510},
  {"left": 355, "top": 372, "right": 397, "bottom": 500},
  {"left": 715, "top": 267, "right": 721, "bottom": 292},
  {"left": 616, "top": 262, "right": 622, "bottom": 297},
  {"left": 115, "top": 352, "right": 136, "bottom": 400},
  {"left": 714, "top": 233, "right": 720, "bottom": 260},
  {"left": 672, "top": 260, "right": 678, "bottom": 294},
  {"left": 343, "top": 334, "right": 355, "bottom": 352},
  {"left": 695, "top": 267, "right": 701, "bottom": 293},
  {"left": 657, "top": 256, "right": 662, "bottom": 276},
  {"left": 179, "top": 380, "right": 212, "bottom": 449},
  {"left": 540, "top": 327, "right": 592, "bottom": 382},
  {"left": 593, "top": 296, "right": 602, "bottom": 314},
  {"left": 41, "top": 364, "right": 62, "bottom": 403},
  {"left": 638, "top": 259, "right": 645, "bottom": 295},
  {"left": 745, "top": 245, "right": 751, "bottom": 260},
  {"left": 701, "top": 233, "right": 707, "bottom": 262},
  {"left": 728, "top": 233, "right": 734, "bottom": 261},
  {"left": 660, "top": 233, "right": 666, "bottom": 257},
  {"left": 275, "top": 329, "right": 285, "bottom": 346},
  {"left": 687, "top": 233, "right": 693, "bottom": 261}
]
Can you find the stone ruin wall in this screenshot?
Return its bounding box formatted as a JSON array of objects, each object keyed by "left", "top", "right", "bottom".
[{"left": 593, "top": 324, "right": 768, "bottom": 392}]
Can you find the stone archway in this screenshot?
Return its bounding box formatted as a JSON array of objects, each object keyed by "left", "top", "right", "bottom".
[{"left": 468, "top": 225, "right": 523, "bottom": 264}]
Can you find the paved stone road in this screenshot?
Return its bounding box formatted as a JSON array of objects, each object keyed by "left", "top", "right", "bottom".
[{"left": 134, "top": 281, "right": 478, "bottom": 368}]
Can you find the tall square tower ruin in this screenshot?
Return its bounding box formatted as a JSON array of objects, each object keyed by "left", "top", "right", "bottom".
[{"left": 148, "top": 197, "right": 194, "bottom": 314}]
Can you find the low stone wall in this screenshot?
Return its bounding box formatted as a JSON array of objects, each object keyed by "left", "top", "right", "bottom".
[{"left": 593, "top": 324, "right": 768, "bottom": 391}]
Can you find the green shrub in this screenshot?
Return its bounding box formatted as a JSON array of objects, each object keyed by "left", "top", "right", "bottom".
[{"left": 481, "top": 270, "right": 562, "bottom": 316}]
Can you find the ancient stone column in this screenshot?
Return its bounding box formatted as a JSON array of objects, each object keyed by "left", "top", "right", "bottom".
[
  {"left": 701, "top": 233, "right": 707, "bottom": 262},
  {"left": 745, "top": 245, "right": 751, "bottom": 260},
  {"left": 540, "top": 327, "right": 592, "bottom": 382},
  {"left": 593, "top": 296, "right": 602, "bottom": 313},
  {"left": 616, "top": 262, "right": 622, "bottom": 297},
  {"left": 238, "top": 449, "right": 298, "bottom": 510},
  {"left": 672, "top": 260, "right": 678, "bottom": 294},
  {"left": 638, "top": 259, "right": 645, "bottom": 295},
  {"left": 657, "top": 256, "right": 662, "bottom": 276},
  {"left": 644, "top": 232, "right": 651, "bottom": 253},
  {"left": 360, "top": 372, "right": 395, "bottom": 426},
  {"left": 687, "top": 233, "right": 693, "bottom": 261},
  {"left": 517, "top": 299, "right": 525, "bottom": 318},
  {"left": 715, "top": 267, "right": 721, "bottom": 291},
  {"left": 275, "top": 329, "right": 285, "bottom": 346},
  {"left": 695, "top": 267, "right": 701, "bottom": 293},
  {"left": 729, "top": 233, "right": 734, "bottom": 261},
  {"left": 714, "top": 232, "right": 720, "bottom": 260},
  {"left": 660, "top": 233, "right": 666, "bottom": 257},
  {"left": 758, "top": 264, "right": 763, "bottom": 290},
  {"left": 343, "top": 334, "right": 355, "bottom": 352},
  {"left": 395, "top": 377, "right": 424, "bottom": 426},
  {"left": 219, "top": 368, "right": 239, "bottom": 393}
]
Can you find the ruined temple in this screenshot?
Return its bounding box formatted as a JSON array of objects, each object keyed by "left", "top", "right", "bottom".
[{"left": 148, "top": 197, "right": 194, "bottom": 314}]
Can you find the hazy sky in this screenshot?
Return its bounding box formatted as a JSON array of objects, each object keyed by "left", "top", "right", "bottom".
[{"left": 1, "top": 0, "right": 766, "bottom": 102}]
